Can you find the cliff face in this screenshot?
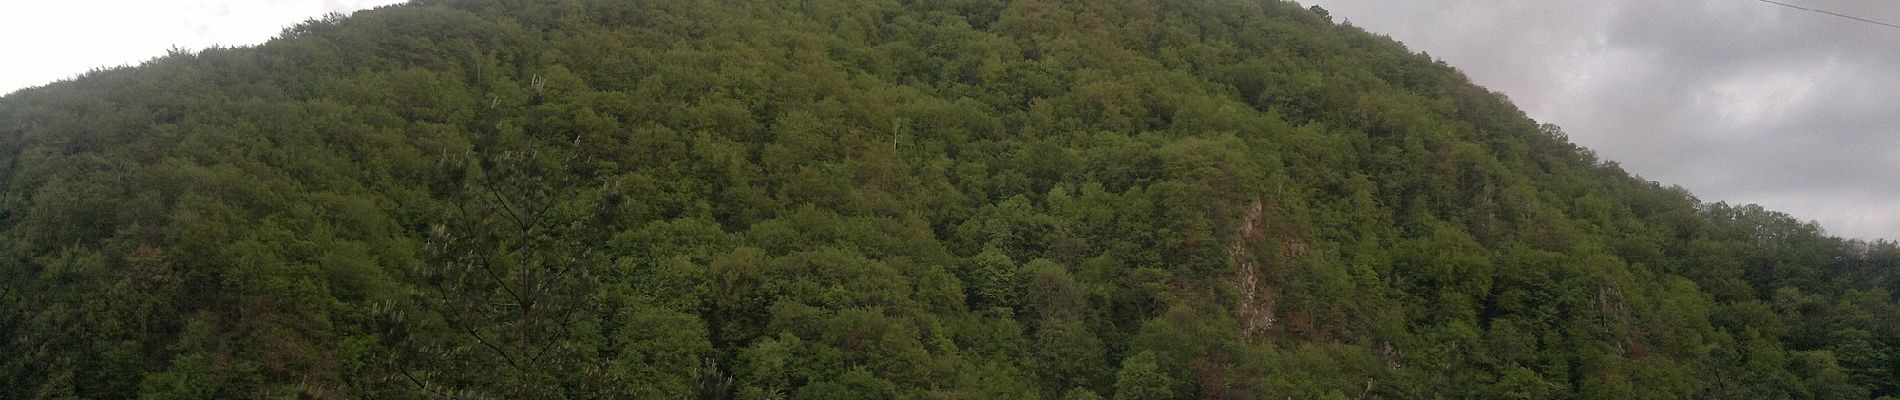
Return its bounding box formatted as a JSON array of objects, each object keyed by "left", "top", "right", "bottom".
[{"left": 2, "top": 0, "right": 1897, "bottom": 398}]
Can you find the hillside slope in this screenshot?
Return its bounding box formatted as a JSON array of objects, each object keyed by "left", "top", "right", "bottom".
[{"left": 3, "top": 0, "right": 1898, "bottom": 398}]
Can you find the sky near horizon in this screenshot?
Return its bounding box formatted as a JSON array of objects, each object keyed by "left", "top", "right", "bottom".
[
  {"left": 1302, "top": 0, "right": 1900, "bottom": 240},
  {"left": 2, "top": 0, "right": 1896, "bottom": 240},
  {"left": 0, "top": 0, "right": 406, "bottom": 96}
]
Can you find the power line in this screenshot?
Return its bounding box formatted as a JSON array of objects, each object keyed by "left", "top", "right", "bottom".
[{"left": 1753, "top": 0, "right": 1900, "bottom": 30}]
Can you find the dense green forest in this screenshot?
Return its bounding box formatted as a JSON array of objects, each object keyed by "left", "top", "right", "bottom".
[{"left": 3, "top": 0, "right": 1898, "bottom": 398}]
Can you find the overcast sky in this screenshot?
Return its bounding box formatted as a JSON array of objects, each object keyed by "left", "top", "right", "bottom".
[
  {"left": 1302, "top": 0, "right": 1900, "bottom": 240},
  {"left": 0, "top": 0, "right": 404, "bottom": 96}
]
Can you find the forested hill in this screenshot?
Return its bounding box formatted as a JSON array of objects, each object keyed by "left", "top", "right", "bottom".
[{"left": 3, "top": 0, "right": 1898, "bottom": 398}]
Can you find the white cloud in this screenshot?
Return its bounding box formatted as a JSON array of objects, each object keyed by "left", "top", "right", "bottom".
[
  {"left": 1306, "top": 0, "right": 1900, "bottom": 240},
  {"left": 0, "top": 0, "right": 406, "bottom": 96}
]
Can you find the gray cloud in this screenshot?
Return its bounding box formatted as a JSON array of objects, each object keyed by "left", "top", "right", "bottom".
[{"left": 1305, "top": 0, "right": 1900, "bottom": 240}]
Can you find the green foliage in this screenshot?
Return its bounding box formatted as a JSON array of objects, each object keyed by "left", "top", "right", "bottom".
[
  {"left": 1, "top": 0, "right": 1897, "bottom": 398},
  {"left": 1111, "top": 351, "right": 1176, "bottom": 400}
]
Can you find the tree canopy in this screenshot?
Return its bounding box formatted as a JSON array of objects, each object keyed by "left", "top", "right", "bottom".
[{"left": 2, "top": 0, "right": 1897, "bottom": 398}]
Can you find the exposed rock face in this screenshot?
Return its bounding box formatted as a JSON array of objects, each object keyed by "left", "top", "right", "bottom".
[{"left": 1235, "top": 198, "right": 1275, "bottom": 337}]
